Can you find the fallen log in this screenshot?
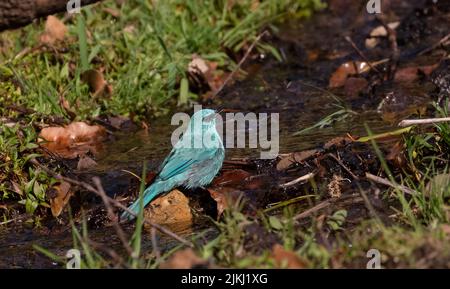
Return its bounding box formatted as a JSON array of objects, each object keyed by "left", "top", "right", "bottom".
[{"left": 0, "top": 0, "right": 101, "bottom": 31}]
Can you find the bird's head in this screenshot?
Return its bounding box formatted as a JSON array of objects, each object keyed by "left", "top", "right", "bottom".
[{"left": 190, "top": 109, "right": 218, "bottom": 130}]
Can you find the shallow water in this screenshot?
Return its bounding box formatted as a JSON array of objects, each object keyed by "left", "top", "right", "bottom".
[{"left": 1, "top": 0, "right": 442, "bottom": 268}]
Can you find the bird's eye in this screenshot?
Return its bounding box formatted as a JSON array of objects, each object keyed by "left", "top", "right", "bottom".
[{"left": 202, "top": 113, "right": 216, "bottom": 122}]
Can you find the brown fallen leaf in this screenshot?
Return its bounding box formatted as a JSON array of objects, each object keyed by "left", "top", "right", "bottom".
[
  {"left": 39, "top": 121, "right": 106, "bottom": 159},
  {"left": 329, "top": 61, "right": 369, "bottom": 88},
  {"left": 394, "top": 64, "right": 439, "bottom": 83},
  {"left": 81, "top": 69, "right": 113, "bottom": 98},
  {"left": 208, "top": 187, "right": 243, "bottom": 217},
  {"left": 159, "top": 248, "right": 208, "bottom": 269},
  {"left": 211, "top": 169, "right": 252, "bottom": 187},
  {"left": 188, "top": 54, "right": 227, "bottom": 95},
  {"left": 77, "top": 155, "right": 98, "bottom": 170},
  {"left": 10, "top": 181, "right": 22, "bottom": 196},
  {"left": 272, "top": 244, "right": 306, "bottom": 269},
  {"left": 49, "top": 181, "right": 72, "bottom": 217},
  {"left": 40, "top": 16, "right": 67, "bottom": 44},
  {"left": 344, "top": 77, "right": 368, "bottom": 99},
  {"left": 276, "top": 150, "right": 318, "bottom": 171},
  {"left": 143, "top": 189, "right": 193, "bottom": 232},
  {"left": 386, "top": 141, "right": 406, "bottom": 168},
  {"left": 323, "top": 136, "right": 353, "bottom": 150}
]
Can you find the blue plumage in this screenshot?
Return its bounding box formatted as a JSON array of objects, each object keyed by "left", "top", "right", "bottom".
[{"left": 121, "top": 109, "right": 224, "bottom": 221}]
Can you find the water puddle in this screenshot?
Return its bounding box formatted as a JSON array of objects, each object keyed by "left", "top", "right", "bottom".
[{"left": 2, "top": 0, "right": 445, "bottom": 267}]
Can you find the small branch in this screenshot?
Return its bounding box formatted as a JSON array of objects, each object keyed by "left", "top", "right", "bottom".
[
  {"left": 328, "top": 153, "right": 359, "bottom": 180},
  {"left": 345, "top": 36, "right": 382, "bottom": 76},
  {"left": 151, "top": 227, "right": 161, "bottom": 260},
  {"left": 85, "top": 238, "right": 126, "bottom": 268},
  {"left": 212, "top": 30, "right": 268, "bottom": 98},
  {"left": 30, "top": 159, "right": 194, "bottom": 248},
  {"left": 92, "top": 177, "right": 133, "bottom": 257},
  {"left": 279, "top": 172, "right": 315, "bottom": 189},
  {"left": 376, "top": 15, "right": 399, "bottom": 80},
  {"left": 398, "top": 117, "right": 450, "bottom": 127},
  {"left": 418, "top": 32, "right": 450, "bottom": 56},
  {"left": 365, "top": 173, "right": 417, "bottom": 196},
  {"left": 294, "top": 194, "right": 363, "bottom": 221},
  {"left": 0, "top": 0, "right": 102, "bottom": 31}
]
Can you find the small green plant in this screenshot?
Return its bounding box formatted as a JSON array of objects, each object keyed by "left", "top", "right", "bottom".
[{"left": 0, "top": 123, "right": 53, "bottom": 217}]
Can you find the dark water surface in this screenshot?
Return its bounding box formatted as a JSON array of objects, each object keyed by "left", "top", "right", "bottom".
[{"left": 1, "top": 0, "right": 443, "bottom": 268}]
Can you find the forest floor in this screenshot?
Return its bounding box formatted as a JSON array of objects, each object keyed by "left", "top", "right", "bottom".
[{"left": 1, "top": 0, "right": 450, "bottom": 268}]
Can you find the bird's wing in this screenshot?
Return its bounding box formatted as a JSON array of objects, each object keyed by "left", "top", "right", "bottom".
[{"left": 157, "top": 148, "right": 217, "bottom": 181}]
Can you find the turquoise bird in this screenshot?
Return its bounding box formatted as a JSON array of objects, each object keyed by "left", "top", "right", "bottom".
[{"left": 121, "top": 109, "right": 225, "bottom": 221}]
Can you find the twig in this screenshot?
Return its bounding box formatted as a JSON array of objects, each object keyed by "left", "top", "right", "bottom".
[
  {"left": 345, "top": 36, "right": 382, "bottom": 76},
  {"left": 418, "top": 32, "right": 450, "bottom": 56},
  {"left": 294, "top": 194, "right": 363, "bottom": 221},
  {"left": 357, "top": 186, "right": 384, "bottom": 226},
  {"left": 376, "top": 15, "right": 399, "bottom": 80},
  {"left": 279, "top": 172, "right": 315, "bottom": 189},
  {"left": 92, "top": 177, "right": 133, "bottom": 257},
  {"left": 264, "top": 195, "right": 316, "bottom": 213},
  {"left": 30, "top": 159, "right": 194, "bottom": 248},
  {"left": 328, "top": 153, "right": 359, "bottom": 180},
  {"left": 398, "top": 117, "right": 450, "bottom": 127},
  {"left": 85, "top": 238, "right": 127, "bottom": 268},
  {"left": 212, "top": 30, "right": 268, "bottom": 98},
  {"left": 365, "top": 173, "right": 417, "bottom": 196},
  {"left": 223, "top": 159, "right": 253, "bottom": 166},
  {"left": 151, "top": 227, "right": 161, "bottom": 260}
]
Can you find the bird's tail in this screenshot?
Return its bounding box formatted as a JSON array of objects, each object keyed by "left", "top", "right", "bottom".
[{"left": 120, "top": 182, "right": 163, "bottom": 221}]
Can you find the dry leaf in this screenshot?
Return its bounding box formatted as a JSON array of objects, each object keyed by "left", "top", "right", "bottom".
[
  {"left": 39, "top": 121, "right": 106, "bottom": 159},
  {"left": 77, "top": 155, "right": 98, "bottom": 170},
  {"left": 159, "top": 248, "right": 207, "bottom": 269},
  {"left": 10, "top": 181, "right": 22, "bottom": 196},
  {"left": 208, "top": 187, "right": 242, "bottom": 217},
  {"left": 211, "top": 169, "right": 252, "bottom": 187},
  {"left": 344, "top": 77, "right": 368, "bottom": 99},
  {"left": 49, "top": 181, "right": 72, "bottom": 217},
  {"left": 386, "top": 141, "right": 406, "bottom": 168},
  {"left": 188, "top": 54, "right": 225, "bottom": 93},
  {"left": 329, "top": 61, "right": 369, "bottom": 88},
  {"left": 394, "top": 64, "right": 439, "bottom": 83},
  {"left": 272, "top": 244, "right": 306, "bottom": 269},
  {"left": 323, "top": 136, "right": 353, "bottom": 150},
  {"left": 40, "top": 16, "right": 67, "bottom": 44},
  {"left": 81, "top": 69, "right": 113, "bottom": 98},
  {"left": 277, "top": 150, "right": 318, "bottom": 171}
]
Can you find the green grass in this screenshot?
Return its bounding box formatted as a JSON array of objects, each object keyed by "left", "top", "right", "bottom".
[
  {"left": 0, "top": 0, "right": 324, "bottom": 219},
  {"left": 27, "top": 96, "right": 450, "bottom": 268},
  {"left": 0, "top": 0, "right": 324, "bottom": 121},
  {"left": 2, "top": 0, "right": 450, "bottom": 269},
  {"left": 0, "top": 122, "right": 54, "bottom": 219}
]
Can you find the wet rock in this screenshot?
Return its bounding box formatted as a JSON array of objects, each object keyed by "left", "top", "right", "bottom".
[
  {"left": 431, "top": 59, "right": 450, "bottom": 95},
  {"left": 143, "top": 189, "right": 193, "bottom": 232}
]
